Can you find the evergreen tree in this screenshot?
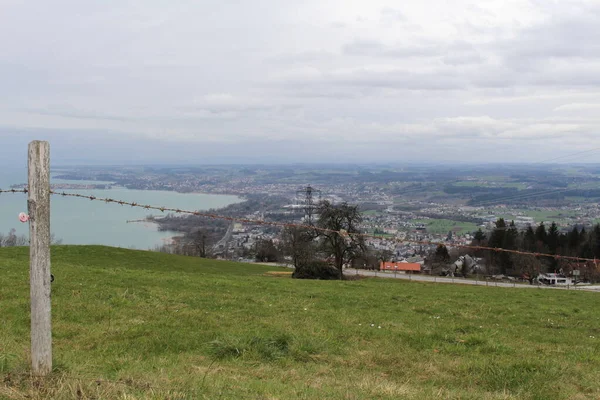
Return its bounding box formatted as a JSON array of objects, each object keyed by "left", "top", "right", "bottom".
[
  {"left": 523, "top": 225, "right": 536, "bottom": 251},
  {"left": 547, "top": 222, "right": 560, "bottom": 254},
  {"left": 506, "top": 221, "right": 518, "bottom": 247},
  {"left": 546, "top": 222, "right": 561, "bottom": 272},
  {"left": 474, "top": 228, "right": 486, "bottom": 243},
  {"left": 471, "top": 228, "right": 487, "bottom": 258},
  {"left": 500, "top": 221, "right": 519, "bottom": 274},
  {"left": 578, "top": 227, "right": 592, "bottom": 259},
  {"left": 558, "top": 232, "right": 569, "bottom": 255},
  {"left": 488, "top": 218, "right": 506, "bottom": 248},
  {"left": 488, "top": 218, "right": 507, "bottom": 273},
  {"left": 580, "top": 242, "right": 594, "bottom": 259},
  {"left": 594, "top": 224, "right": 600, "bottom": 259},
  {"left": 568, "top": 227, "right": 580, "bottom": 252},
  {"left": 535, "top": 222, "right": 547, "bottom": 247}
]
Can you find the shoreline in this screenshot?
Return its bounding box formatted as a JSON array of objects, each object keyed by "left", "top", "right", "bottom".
[
  {"left": 8, "top": 171, "right": 251, "bottom": 200},
  {"left": 1, "top": 180, "right": 244, "bottom": 250}
]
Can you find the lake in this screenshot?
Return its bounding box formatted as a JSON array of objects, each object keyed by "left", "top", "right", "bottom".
[{"left": 0, "top": 168, "right": 241, "bottom": 249}]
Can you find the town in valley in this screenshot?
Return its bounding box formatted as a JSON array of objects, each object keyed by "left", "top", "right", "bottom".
[{"left": 41, "top": 162, "right": 600, "bottom": 284}]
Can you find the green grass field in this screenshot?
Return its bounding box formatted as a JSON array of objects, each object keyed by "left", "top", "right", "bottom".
[
  {"left": 361, "top": 210, "right": 380, "bottom": 216},
  {"left": 412, "top": 219, "right": 479, "bottom": 235},
  {"left": 2, "top": 246, "right": 600, "bottom": 399}
]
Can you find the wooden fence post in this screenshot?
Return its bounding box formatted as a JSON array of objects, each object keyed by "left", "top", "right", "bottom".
[{"left": 28, "top": 140, "right": 52, "bottom": 376}]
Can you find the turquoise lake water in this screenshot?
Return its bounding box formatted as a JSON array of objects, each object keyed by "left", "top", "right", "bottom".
[{"left": 0, "top": 168, "right": 241, "bottom": 249}]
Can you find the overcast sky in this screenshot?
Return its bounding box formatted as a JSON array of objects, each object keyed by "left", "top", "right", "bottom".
[{"left": 1, "top": 0, "right": 599, "bottom": 165}]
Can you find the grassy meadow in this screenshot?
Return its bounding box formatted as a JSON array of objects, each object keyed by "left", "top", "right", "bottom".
[
  {"left": 2, "top": 246, "right": 600, "bottom": 399},
  {"left": 412, "top": 218, "right": 479, "bottom": 235}
]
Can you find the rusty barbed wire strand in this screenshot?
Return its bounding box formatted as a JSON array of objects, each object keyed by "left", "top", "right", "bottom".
[
  {"left": 0, "top": 186, "right": 577, "bottom": 232},
  {"left": 3, "top": 187, "right": 597, "bottom": 264},
  {"left": 0, "top": 188, "right": 28, "bottom": 194},
  {"left": 47, "top": 190, "right": 600, "bottom": 265}
]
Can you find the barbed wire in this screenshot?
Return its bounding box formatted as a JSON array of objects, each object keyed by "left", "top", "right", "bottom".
[
  {"left": 2, "top": 187, "right": 597, "bottom": 264},
  {"left": 3, "top": 187, "right": 597, "bottom": 264},
  {"left": 45, "top": 190, "right": 599, "bottom": 264},
  {"left": 0, "top": 188, "right": 28, "bottom": 194}
]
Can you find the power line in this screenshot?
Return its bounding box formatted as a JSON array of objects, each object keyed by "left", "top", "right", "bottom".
[
  {"left": 536, "top": 147, "right": 600, "bottom": 164},
  {"left": 296, "top": 185, "right": 321, "bottom": 225}
]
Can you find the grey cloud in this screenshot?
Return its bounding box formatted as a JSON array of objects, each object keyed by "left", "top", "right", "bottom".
[
  {"left": 20, "top": 107, "right": 134, "bottom": 123},
  {"left": 442, "top": 48, "right": 482, "bottom": 65},
  {"left": 342, "top": 39, "right": 463, "bottom": 59},
  {"left": 479, "top": 3, "right": 600, "bottom": 88},
  {"left": 555, "top": 103, "right": 600, "bottom": 112},
  {"left": 330, "top": 69, "right": 467, "bottom": 91},
  {"left": 341, "top": 38, "right": 483, "bottom": 71},
  {"left": 380, "top": 7, "right": 407, "bottom": 22},
  {"left": 470, "top": 62, "right": 600, "bottom": 89},
  {"left": 268, "top": 50, "right": 338, "bottom": 65},
  {"left": 342, "top": 39, "right": 386, "bottom": 56},
  {"left": 500, "top": 18, "right": 600, "bottom": 62},
  {"left": 338, "top": 3, "right": 600, "bottom": 91},
  {"left": 1, "top": 0, "right": 599, "bottom": 164}
]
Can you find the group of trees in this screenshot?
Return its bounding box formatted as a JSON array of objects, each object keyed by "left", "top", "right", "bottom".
[
  {"left": 0, "top": 229, "right": 62, "bottom": 247},
  {"left": 0, "top": 229, "right": 28, "bottom": 247},
  {"left": 254, "top": 238, "right": 280, "bottom": 263},
  {"left": 154, "top": 199, "right": 368, "bottom": 281},
  {"left": 472, "top": 219, "right": 600, "bottom": 280},
  {"left": 281, "top": 200, "right": 367, "bottom": 280},
  {"left": 155, "top": 228, "right": 217, "bottom": 257}
]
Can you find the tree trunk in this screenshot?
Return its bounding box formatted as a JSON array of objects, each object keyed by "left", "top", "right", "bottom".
[{"left": 335, "top": 255, "right": 343, "bottom": 280}]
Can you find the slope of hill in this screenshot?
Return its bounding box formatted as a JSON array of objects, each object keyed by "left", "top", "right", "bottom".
[{"left": 2, "top": 246, "right": 600, "bottom": 399}]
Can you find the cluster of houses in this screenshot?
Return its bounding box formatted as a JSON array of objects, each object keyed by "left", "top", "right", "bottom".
[
  {"left": 379, "top": 254, "right": 484, "bottom": 276},
  {"left": 377, "top": 257, "right": 583, "bottom": 286}
]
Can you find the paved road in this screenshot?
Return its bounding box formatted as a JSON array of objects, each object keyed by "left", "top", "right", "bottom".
[
  {"left": 251, "top": 262, "right": 600, "bottom": 292},
  {"left": 343, "top": 268, "right": 600, "bottom": 292},
  {"left": 213, "top": 222, "right": 234, "bottom": 252}
]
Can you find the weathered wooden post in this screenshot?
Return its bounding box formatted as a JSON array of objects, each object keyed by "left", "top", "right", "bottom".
[{"left": 28, "top": 140, "right": 52, "bottom": 376}]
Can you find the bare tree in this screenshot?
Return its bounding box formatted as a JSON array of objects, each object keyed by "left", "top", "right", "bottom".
[
  {"left": 185, "top": 228, "right": 213, "bottom": 258},
  {"left": 0, "top": 229, "right": 62, "bottom": 247},
  {"left": 50, "top": 233, "right": 63, "bottom": 245},
  {"left": 512, "top": 253, "right": 542, "bottom": 284},
  {"left": 153, "top": 230, "right": 213, "bottom": 258},
  {"left": 254, "top": 238, "right": 280, "bottom": 262},
  {"left": 315, "top": 200, "right": 366, "bottom": 279},
  {"left": 4, "top": 228, "right": 18, "bottom": 247},
  {"left": 0, "top": 229, "right": 27, "bottom": 247},
  {"left": 281, "top": 226, "right": 316, "bottom": 269}
]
